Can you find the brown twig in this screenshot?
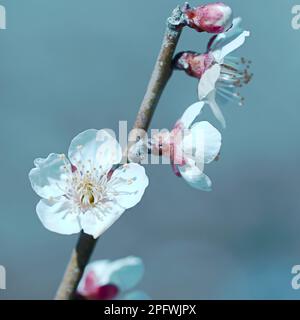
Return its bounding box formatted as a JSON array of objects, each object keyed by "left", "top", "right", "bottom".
[
  {"left": 133, "top": 7, "right": 184, "bottom": 131},
  {"left": 55, "top": 232, "right": 96, "bottom": 300},
  {"left": 54, "top": 5, "right": 185, "bottom": 300}
]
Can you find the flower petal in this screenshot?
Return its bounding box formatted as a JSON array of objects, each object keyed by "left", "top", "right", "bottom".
[
  {"left": 29, "top": 153, "right": 71, "bottom": 199},
  {"left": 96, "top": 284, "right": 119, "bottom": 300},
  {"left": 78, "top": 256, "right": 144, "bottom": 294},
  {"left": 95, "top": 130, "right": 123, "bottom": 172},
  {"left": 207, "top": 92, "right": 226, "bottom": 128},
  {"left": 36, "top": 197, "right": 81, "bottom": 235},
  {"left": 198, "top": 64, "right": 221, "bottom": 100},
  {"left": 212, "top": 28, "right": 250, "bottom": 62},
  {"left": 68, "top": 129, "right": 122, "bottom": 173},
  {"left": 80, "top": 205, "right": 125, "bottom": 239},
  {"left": 178, "top": 101, "right": 205, "bottom": 128},
  {"left": 179, "top": 163, "right": 212, "bottom": 191},
  {"left": 190, "top": 121, "right": 222, "bottom": 164},
  {"left": 122, "top": 291, "right": 151, "bottom": 300},
  {"left": 208, "top": 17, "right": 243, "bottom": 51},
  {"left": 109, "top": 256, "right": 144, "bottom": 291},
  {"left": 108, "top": 163, "right": 149, "bottom": 209},
  {"left": 77, "top": 260, "right": 110, "bottom": 296}
]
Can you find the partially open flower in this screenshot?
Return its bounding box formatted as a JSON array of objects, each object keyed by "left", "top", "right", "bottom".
[
  {"left": 150, "top": 102, "right": 222, "bottom": 191},
  {"left": 198, "top": 18, "right": 251, "bottom": 127},
  {"left": 175, "top": 18, "right": 251, "bottom": 128},
  {"left": 174, "top": 51, "right": 215, "bottom": 79},
  {"left": 77, "top": 256, "right": 149, "bottom": 300},
  {"left": 183, "top": 2, "right": 233, "bottom": 33},
  {"left": 29, "top": 129, "right": 149, "bottom": 239}
]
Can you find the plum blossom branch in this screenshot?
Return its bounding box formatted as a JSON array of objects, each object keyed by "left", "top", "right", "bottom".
[
  {"left": 27, "top": 0, "right": 251, "bottom": 301},
  {"left": 54, "top": 5, "right": 186, "bottom": 300}
]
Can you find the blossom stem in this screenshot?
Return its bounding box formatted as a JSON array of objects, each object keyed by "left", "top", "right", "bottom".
[
  {"left": 55, "top": 232, "right": 96, "bottom": 300},
  {"left": 54, "top": 5, "right": 185, "bottom": 300}
]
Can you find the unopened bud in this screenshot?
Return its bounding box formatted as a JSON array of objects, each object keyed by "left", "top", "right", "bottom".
[{"left": 183, "top": 2, "right": 233, "bottom": 33}]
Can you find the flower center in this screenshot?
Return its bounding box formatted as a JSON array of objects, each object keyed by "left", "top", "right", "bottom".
[
  {"left": 217, "top": 56, "right": 253, "bottom": 106},
  {"left": 80, "top": 182, "right": 96, "bottom": 206},
  {"left": 74, "top": 173, "right": 106, "bottom": 211}
]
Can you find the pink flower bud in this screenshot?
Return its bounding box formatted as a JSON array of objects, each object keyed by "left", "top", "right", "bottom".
[
  {"left": 183, "top": 2, "right": 233, "bottom": 33},
  {"left": 78, "top": 270, "right": 119, "bottom": 300},
  {"left": 174, "top": 51, "right": 215, "bottom": 79}
]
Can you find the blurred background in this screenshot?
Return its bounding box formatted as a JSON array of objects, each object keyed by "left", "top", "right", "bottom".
[{"left": 1, "top": 0, "right": 300, "bottom": 299}]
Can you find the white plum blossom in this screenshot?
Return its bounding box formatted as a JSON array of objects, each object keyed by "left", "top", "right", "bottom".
[
  {"left": 198, "top": 17, "right": 252, "bottom": 127},
  {"left": 151, "top": 102, "right": 222, "bottom": 191},
  {"left": 77, "top": 256, "right": 149, "bottom": 300},
  {"left": 29, "top": 129, "right": 149, "bottom": 239}
]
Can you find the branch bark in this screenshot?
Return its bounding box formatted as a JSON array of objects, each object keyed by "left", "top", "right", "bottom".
[
  {"left": 54, "top": 5, "right": 184, "bottom": 300},
  {"left": 133, "top": 9, "right": 183, "bottom": 131}
]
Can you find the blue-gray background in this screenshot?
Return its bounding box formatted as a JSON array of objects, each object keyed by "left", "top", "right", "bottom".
[{"left": 0, "top": 0, "right": 300, "bottom": 299}]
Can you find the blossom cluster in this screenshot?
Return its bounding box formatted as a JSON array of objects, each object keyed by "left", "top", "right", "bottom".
[
  {"left": 28, "top": 2, "right": 252, "bottom": 300},
  {"left": 139, "top": 6, "right": 252, "bottom": 191},
  {"left": 29, "top": 1, "right": 251, "bottom": 238}
]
